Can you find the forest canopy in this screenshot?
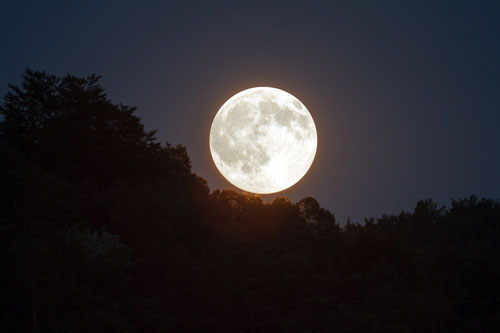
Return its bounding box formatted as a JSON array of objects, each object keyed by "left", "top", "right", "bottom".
[{"left": 1, "top": 69, "right": 499, "bottom": 332}]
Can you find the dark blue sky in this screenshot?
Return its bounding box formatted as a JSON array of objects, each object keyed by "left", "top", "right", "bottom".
[{"left": 2, "top": 0, "right": 499, "bottom": 223}]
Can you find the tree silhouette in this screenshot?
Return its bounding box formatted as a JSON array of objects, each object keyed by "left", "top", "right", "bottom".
[{"left": 1, "top": 69, "right": 499, "bottom": 332}]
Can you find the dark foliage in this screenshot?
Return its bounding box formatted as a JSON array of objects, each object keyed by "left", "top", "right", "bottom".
[{"left": 1, "top": 70, "right": 499, "bottom": 332}]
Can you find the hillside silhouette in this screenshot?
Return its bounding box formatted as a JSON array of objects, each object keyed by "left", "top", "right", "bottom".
[{"left": 1, "top": 70, "right": 499, "bottom": 332}]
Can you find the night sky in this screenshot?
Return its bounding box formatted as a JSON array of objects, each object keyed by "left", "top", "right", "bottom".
[{"left": 2, "top": 0, "right": 499, "bottom": 223}]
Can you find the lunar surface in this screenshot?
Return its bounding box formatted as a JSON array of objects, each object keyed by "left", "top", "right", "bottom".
[{"left": 209, "top": 87, "right": 317, "bottom": 194}]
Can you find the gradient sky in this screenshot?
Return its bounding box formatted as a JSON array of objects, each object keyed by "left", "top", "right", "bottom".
[{"left": 2, "top": 0, "right": 499, "bottom": 223}]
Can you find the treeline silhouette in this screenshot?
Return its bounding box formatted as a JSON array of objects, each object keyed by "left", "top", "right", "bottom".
[{"left": 1, "top": 69, "right": 499, "bottom": 332}]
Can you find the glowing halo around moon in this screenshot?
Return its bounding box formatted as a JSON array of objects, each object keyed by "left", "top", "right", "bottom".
[{"left": 209, "top": 87, "right": 317, "bottom": 194}]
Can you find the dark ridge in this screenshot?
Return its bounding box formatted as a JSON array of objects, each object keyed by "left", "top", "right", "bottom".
[{"left": 1, "top": 70, "right": 499, "bottom": 332}]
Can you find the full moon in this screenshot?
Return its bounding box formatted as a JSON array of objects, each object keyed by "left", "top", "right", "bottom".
[{"left": 209, "top": 87, "right": 317, "bottom": 194}]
